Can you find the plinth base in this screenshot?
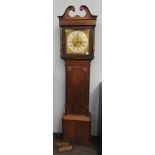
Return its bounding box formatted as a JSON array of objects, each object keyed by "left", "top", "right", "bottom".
[{"left": 62, "top": 114, "right": 91, "bottom": 145}]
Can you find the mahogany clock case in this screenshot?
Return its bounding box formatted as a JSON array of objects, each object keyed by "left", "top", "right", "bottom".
[{"left": 58, "top": 5, "right": 97, "bottom": 145}]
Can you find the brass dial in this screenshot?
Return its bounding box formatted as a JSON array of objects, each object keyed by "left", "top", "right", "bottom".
[{"left": 65, "top": 29, "right": 90, "bottom": 55}]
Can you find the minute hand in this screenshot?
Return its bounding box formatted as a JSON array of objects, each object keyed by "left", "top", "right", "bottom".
[{"left": 77, "top": 32, "right": 79, "bottom": 43}]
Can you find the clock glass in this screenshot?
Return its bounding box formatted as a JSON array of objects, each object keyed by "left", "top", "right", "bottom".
[{"left": 65, "top": 29, "right": 90, "bottom": 55}]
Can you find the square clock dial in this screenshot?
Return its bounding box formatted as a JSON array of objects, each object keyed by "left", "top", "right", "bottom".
[{"left": 65, "top": 29, "right": 90, "bottom": 55}]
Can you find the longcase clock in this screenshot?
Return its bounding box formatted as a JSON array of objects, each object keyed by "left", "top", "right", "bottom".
[{"left": 58, "top": 5, "right": 97, "bottom": 145}]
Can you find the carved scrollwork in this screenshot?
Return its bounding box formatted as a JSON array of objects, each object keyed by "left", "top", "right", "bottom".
[
  {"left": 80, "top": 5, "right": 94, "bottom": 18},
  {"left": 60, "top": 6, "right": 75, "bottom": 19},
  {"left": 58, "top": 5, "right": 97, "bottom": 20}
]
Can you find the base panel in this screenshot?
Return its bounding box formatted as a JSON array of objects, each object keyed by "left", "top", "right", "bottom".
[{"left": 63, "top": 114, "right": 91, "bottom": 145}]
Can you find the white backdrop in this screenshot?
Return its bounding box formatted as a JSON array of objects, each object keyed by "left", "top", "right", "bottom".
[
  {"left": 0, "top": 0, "right": 155, "bottom": 155},
  {"left": 53, "top": 0, "right": 102, "bottom": 136}
]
